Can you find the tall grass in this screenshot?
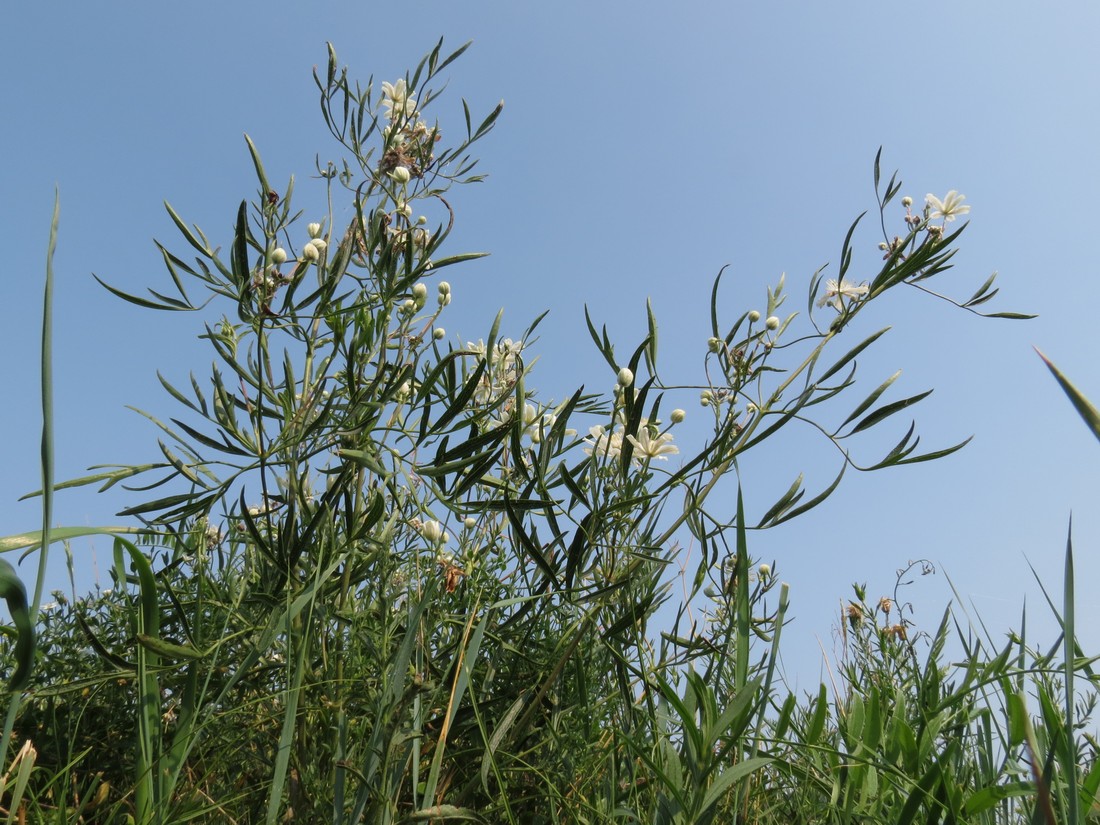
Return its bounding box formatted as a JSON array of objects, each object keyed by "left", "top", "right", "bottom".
[{"left": 2, "top": 41, "right": 1094, "bottom": 825}]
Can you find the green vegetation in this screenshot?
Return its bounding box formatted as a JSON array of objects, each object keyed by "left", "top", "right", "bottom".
[{"left": 2, "top": 42, "right": 1095, "bottom": 824}]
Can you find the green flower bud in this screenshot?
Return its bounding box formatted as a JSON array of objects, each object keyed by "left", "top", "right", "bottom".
[
  {"left": 670, "top": 409, "right": 686, "bottom": 424},
  {"left": 271, "top": 247, "right": 288, "bottom": 265},
  {"left": 390, "top": 165, "right": 411, "bottom": 184},
  {"left": 765, "top": 316, "right": 780, "bottom": 330},
  {"left": 617, "top": 367, "right": 634, "bottom": 387},
  {"left": 748, "top": 310, "right": 761, "bottom": 323}
]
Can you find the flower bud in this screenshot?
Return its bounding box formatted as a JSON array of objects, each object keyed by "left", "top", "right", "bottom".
[
  {"left": 765, "top": 316, "right": 780, "bottom": 330},
  {"left": 420, "top": 520, "right": 443, "bottom": 543},
  {"left": 464, "top": 517, "right": 477, "bottom": 529},
  {"left": 412, "top": 283, "right": 428, "bottom": 302},
  {"left": 271, "top": 247, "right": 288, "bottom": 265},
  {"left": 310, "top": 238, "right": 327, "bottom": 252},
  {"left": 758, "top": 563, "right": 771, "bottom": 578},
  {"left": 301, "top": 242, "right": 320, "bottom": 262},
  {"left": 433, "top": 327, "right": 445, "bottom": 340},
  {"left": 438, "top": 281, "right": 451, "bottom": 295},
  {"left": 617, "top": 367, "right": 634, "bottom": 387},
  {"left": 901, "top": 196, "right": 913, "bottom": 208},
  {"left": 707, "top": 337, "right": 722, "bottom": 353},
  {"left": 390, "top": 165, "right": 411, "bottom": 184},
  {"left": 748, "top": 310, "right": 761, "bottom": 323},
  {"left": 307, "top": 222, "right": 322, "bottom": 238},
  {"left": 670, "top": 408, "right": 686, "bottom": 423},
  {"left": 701, "top": 390, "right": 713, "bottom": 407},
  {"left": 417, "top": 215, "right": 428, "bottom": 225}
]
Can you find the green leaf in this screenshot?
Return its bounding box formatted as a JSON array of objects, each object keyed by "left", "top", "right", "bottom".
[
  {"left": 851, "top": 389, "right": 933, "bottom": 434},
  {"left": 0, "top": 559, "right": 34, "bottom": 689},
  {"left": 134, "top": 633, "right": 207, "bottom": 662},
  {"left": 1036, "top": 348, "right": 1100, "bottom": 445}
]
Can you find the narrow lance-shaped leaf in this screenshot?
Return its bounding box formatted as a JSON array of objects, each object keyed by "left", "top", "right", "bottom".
[{"left": 1036, "top": 347, "right": 1100, "bottom": 445}]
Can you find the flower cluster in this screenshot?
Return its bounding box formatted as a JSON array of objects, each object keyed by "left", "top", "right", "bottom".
[
  {"left": 583, "top": 418, "right": 680, "bottom": 465},
  {"left": 466, "top": 337, "right": 526, "bottom": 406},
  {"left": 378, "top": 77, "right": 439, "bottom": 183}
]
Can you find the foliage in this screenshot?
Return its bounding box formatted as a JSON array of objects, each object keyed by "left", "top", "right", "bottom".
[{"left": 2, "top": 40, "right": 1095, "bottom": 825}]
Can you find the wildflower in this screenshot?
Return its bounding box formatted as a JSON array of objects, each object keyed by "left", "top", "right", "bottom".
[
  {"left": 626, "top": 426, "right": 679, "bottom": 462},
  {"left": 420, "top": 520, "right": 444, "bottom": 543},
  {"left": 307, "top": 222, "right": 322, "bottom": 239},
  {"left": 816, "top": 278, "right": 869, "bottom": 311},
  {"left": 765, "top": 316, "right": 780, "bottom": 330},
  {"left": 380, "top": 79, "right": 417, "bottom": 121},
  {"left": 583, "top": 425, "right": 624, "bottom": 460},
  {"left": 617, "top": 367, "right": 634, "bottom": 387},
  {"left": 271, "top": 247, "right": 288, "bottom": 265},
  {"left": 878, "top": 596, "right": 893, "bottom": 616},
  {"left": 670, "top": 408, "right": 686, "bottom": 424},
  {"left": 205, "top": 523, "right": 224, "bottom": 549},
  {"left": 925, "top": 190, "right": 970, "bottom": 222}
]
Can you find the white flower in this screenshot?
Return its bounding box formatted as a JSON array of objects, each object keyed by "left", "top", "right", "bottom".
[
  {"left": 925, "top": 190, "right": 970, "bottom": 222},
  {"left": 380, "top": 79, "right": 417, "bottom": 121},
  {"left": 583, "top": 425, "right": 624, "bottom": 460},
  {"left": 626, "top": 426, "right": 679, "bottom": 462},
  {"left": 420, "top": 520, "right": 443, "bottom": 543},
  {"left": 816, "top": 278, "right": 870, "bottom": 311}
]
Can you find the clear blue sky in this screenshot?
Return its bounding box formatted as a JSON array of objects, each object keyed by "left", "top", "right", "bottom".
[{"left": 3, "top": 2, "right": 1099, "bottom": 687}]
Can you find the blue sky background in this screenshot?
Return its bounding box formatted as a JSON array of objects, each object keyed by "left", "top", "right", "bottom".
[{"left": 3, "top": 2, "right": 1099, "bottom": 688}]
